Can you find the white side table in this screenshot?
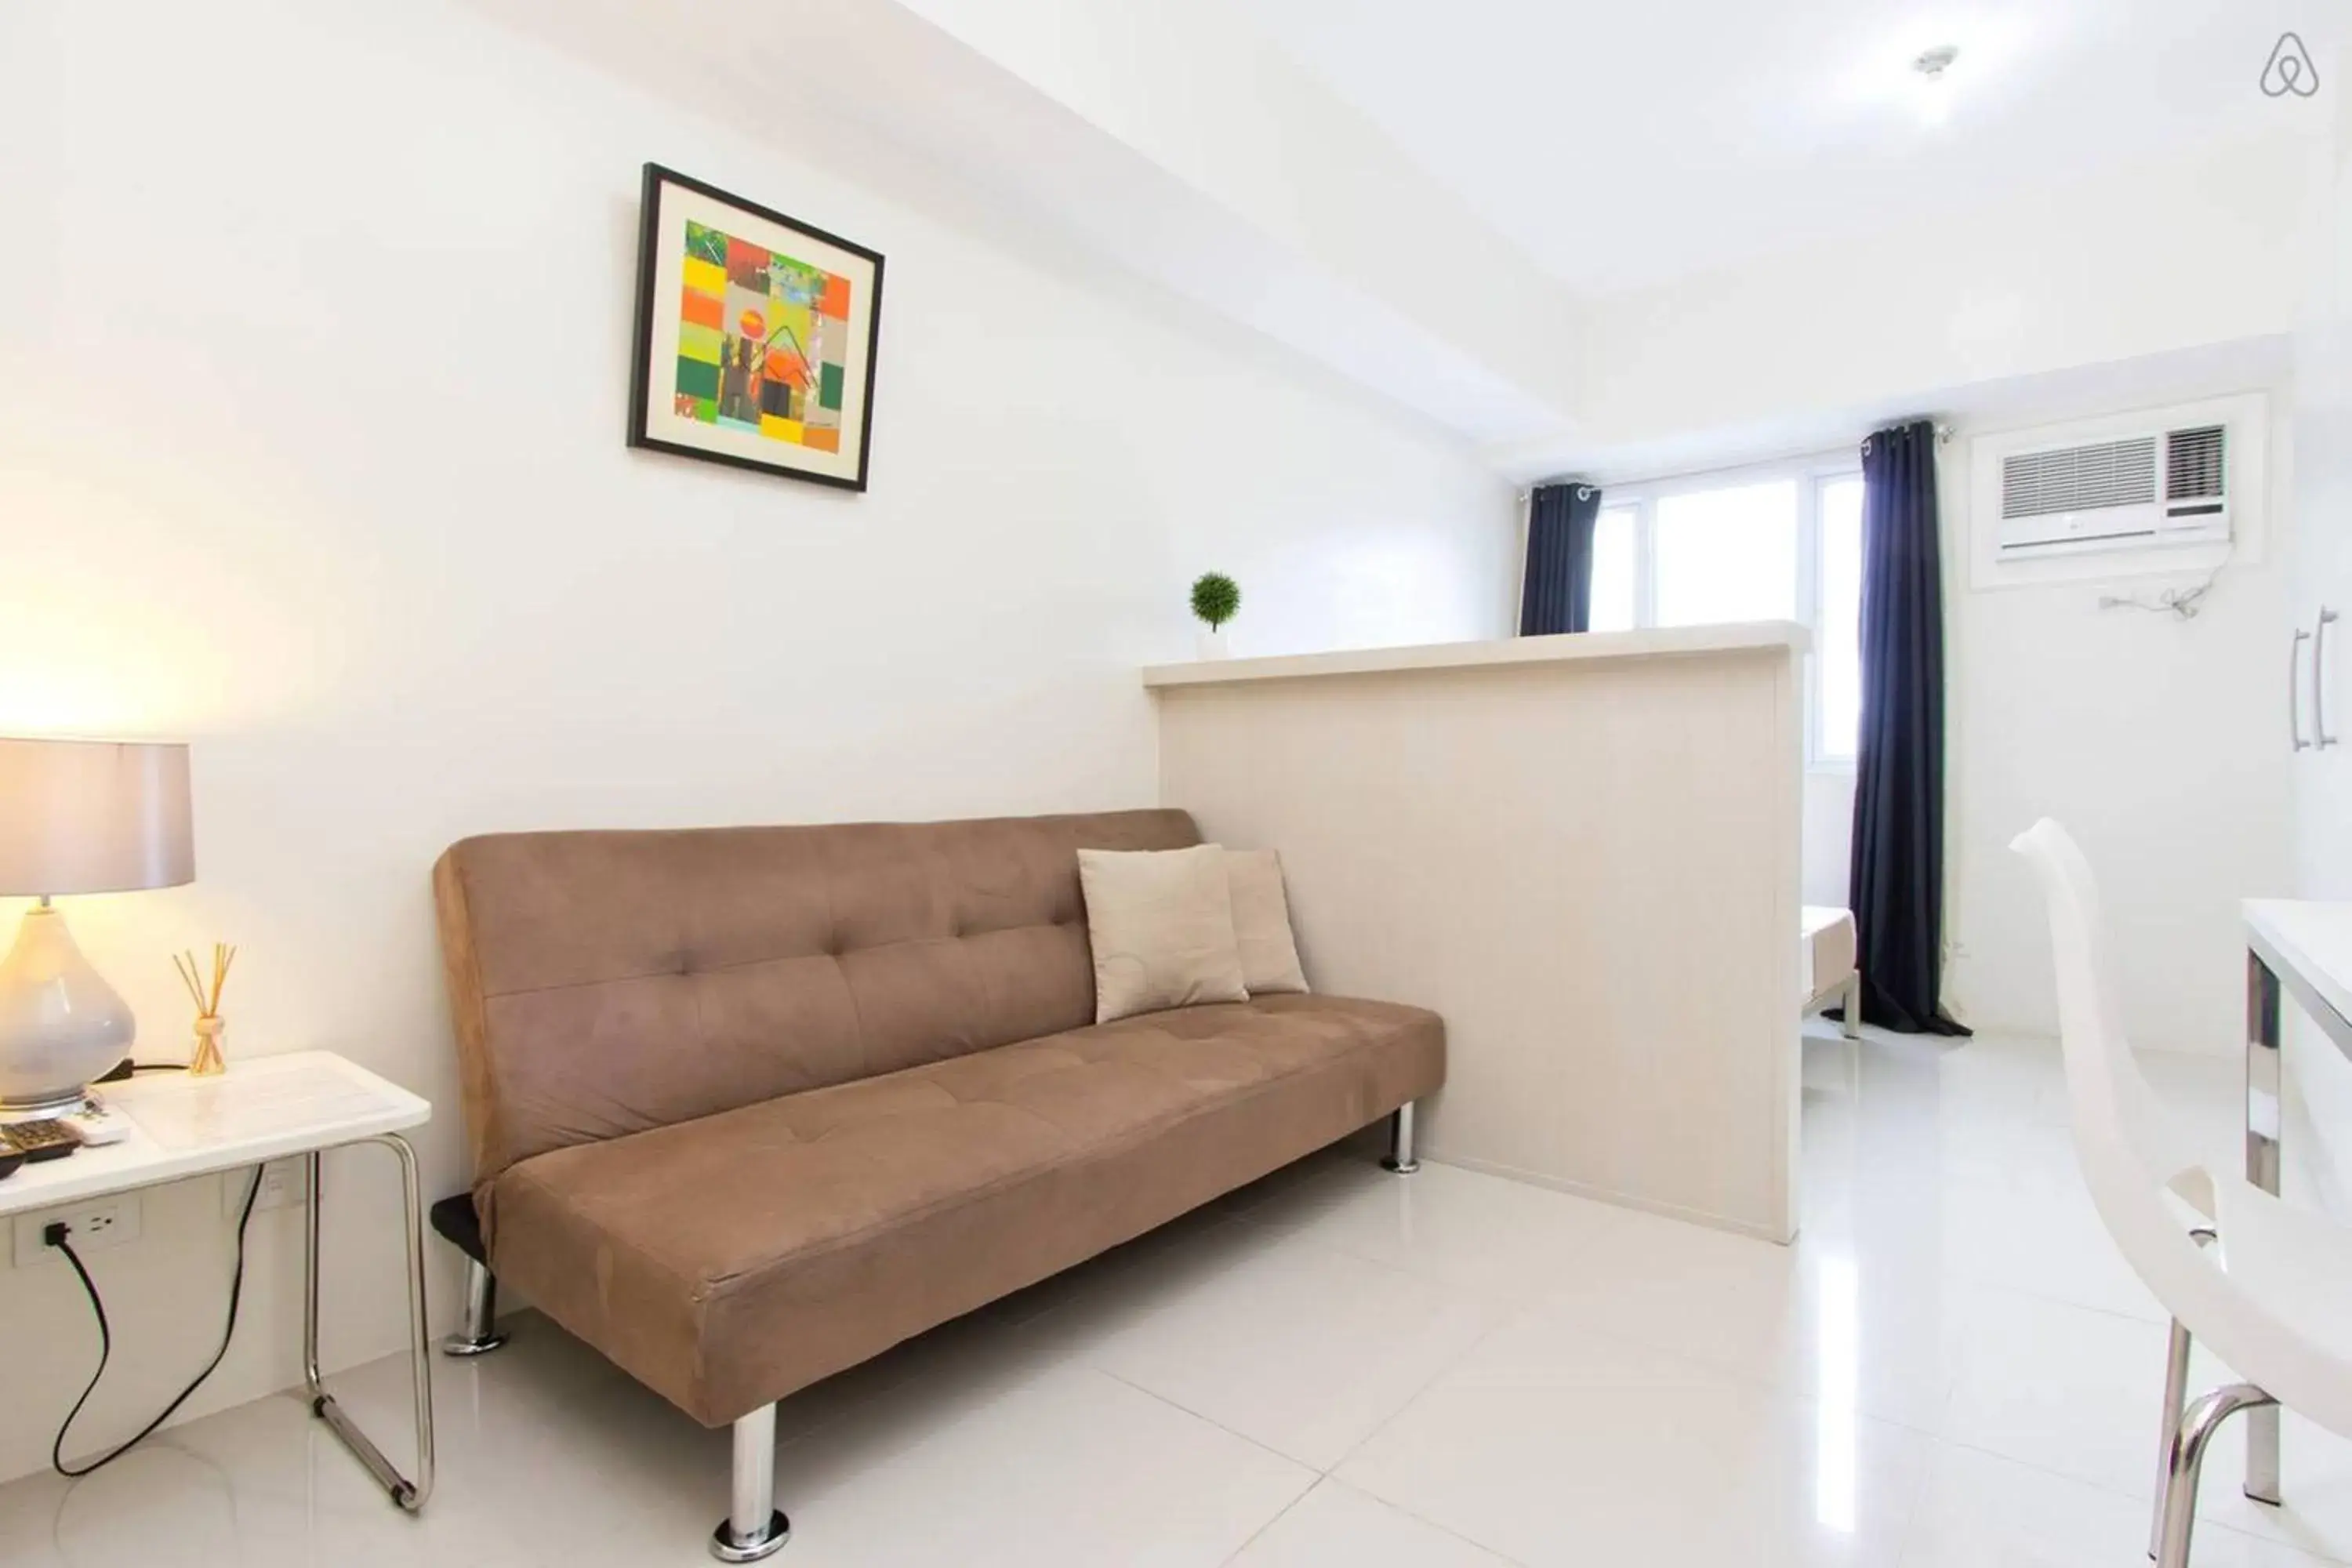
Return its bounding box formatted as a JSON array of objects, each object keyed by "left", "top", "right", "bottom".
[{"left": 0, "top": 1052, "right": 435, "bottom": 1509}]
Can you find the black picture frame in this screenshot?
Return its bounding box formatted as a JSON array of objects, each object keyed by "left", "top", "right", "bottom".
[{"left": 626, "top": 163, "right": 885, "bottom": 492}]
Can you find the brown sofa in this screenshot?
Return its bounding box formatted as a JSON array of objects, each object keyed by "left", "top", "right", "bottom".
[{"left": 430, "top": 808, "right": 1443, "bottom": 1560}]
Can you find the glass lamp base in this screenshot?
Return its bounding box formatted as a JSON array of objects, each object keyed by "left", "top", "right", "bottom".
[
  {"left": 0, "top": 1087, "right": 93, "bottom": 1120},
  {"left": 0, "top": 905, "right": 136, "bottom": 1114}
]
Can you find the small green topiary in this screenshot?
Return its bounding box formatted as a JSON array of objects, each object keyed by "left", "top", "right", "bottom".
[{"left": 1190, "top": 572, "right": 1241, "bottom": 631}]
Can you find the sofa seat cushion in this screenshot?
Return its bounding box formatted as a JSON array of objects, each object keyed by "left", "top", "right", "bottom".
[{"left": 485, "top": 993, "right": 1443, "bottom": 1425}]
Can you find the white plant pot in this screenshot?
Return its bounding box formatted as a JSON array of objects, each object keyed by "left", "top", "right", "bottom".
[{"left": 1196, "top": 626, "right": 1230, "bottom": 660}]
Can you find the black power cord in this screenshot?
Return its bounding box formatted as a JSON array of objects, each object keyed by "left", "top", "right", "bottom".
[
  {"left": 93, "top": 1060, "right": 188, "bottom": 1083},
  {"left": 48, "top": 1165, "right": 264, "bottom": 1478}
]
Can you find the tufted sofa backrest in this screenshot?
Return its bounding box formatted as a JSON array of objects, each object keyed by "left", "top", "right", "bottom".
[{"left": 431, "top": 809, "right": 1201, "bottom": 1184}]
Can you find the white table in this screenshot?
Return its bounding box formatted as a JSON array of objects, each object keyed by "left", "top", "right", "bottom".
[
  {"left": 2241, "top": 900, "right": 2352, "bottom": 1509},
  {"left": 0, "top": 1051, "right": 435, "bottom": 1510}
]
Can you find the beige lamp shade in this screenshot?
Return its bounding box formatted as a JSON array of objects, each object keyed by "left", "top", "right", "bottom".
[{"left": 0, "top": 738, "right": 194, "bottom": 896}]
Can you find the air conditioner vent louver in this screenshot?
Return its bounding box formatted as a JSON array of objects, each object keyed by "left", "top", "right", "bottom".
[
  {"left": 2001, "top": 436, "right": 2158, "bottom": 520},
  {"left": 1973, "top": 397, "right": 2252, "bottom": 578},
  {"left": 2167, "top": 425, "right": 2227, "bottom": 503}
]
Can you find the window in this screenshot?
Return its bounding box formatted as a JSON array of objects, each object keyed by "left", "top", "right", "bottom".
[
  {"left": 1588, "top": 507, "right": 1637, "bottom": 633},
  {"left": 1574, "top": 459, "right": 1864, "bottom": 765},
  {"left": 1816, "top": 477, "right": 1864, "bottom": 764},
  {"left": 1655, "top": 480, "right": 1798, "bottom": 627}
]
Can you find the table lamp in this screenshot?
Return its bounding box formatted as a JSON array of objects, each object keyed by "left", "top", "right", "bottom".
[{"left": 0, "top": 739, "right": 194, "bottom": 1114}]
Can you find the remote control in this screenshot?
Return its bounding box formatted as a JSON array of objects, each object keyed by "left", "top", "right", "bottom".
[{"left": 1, "top": 1120, "right": 82, "bottom": 1163}]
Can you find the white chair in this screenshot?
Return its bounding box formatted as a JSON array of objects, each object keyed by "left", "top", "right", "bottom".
[{"left": 2014, "top": 818, "right": 2352, "bottom": 1566}]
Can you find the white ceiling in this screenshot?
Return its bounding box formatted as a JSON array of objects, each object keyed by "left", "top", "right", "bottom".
[
  {"left": 1250, "top": 0, "right": 2336, "bottom": 296},
  {"left": 496, "top": 0, "right": 2332, "bottom": 452}
]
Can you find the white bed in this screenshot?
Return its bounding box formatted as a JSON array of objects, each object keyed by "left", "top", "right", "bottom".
[{"left": 1802, "top": 905, "right": 1861, "bottom": 1039}]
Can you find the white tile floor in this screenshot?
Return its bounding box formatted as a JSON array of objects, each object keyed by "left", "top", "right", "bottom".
[{"left": 5, "top": 1025, "right": 2351, "bottom": 1566}]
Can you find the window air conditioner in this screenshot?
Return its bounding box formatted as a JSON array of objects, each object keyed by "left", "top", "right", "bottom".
[{"left": 1994, "top": 423, "right": 2230, "bottom": 561}]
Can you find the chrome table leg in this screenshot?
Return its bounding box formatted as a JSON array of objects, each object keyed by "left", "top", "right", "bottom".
[
  {"left": 304, "top": 1134, "right": 435, "bottom": 1511},
  {"left": 710, "top": 1403, "right": 789, "bottom": 1561},
  {"left": 2245, "top": 953, "right": 2284, "bottom": 1505}
]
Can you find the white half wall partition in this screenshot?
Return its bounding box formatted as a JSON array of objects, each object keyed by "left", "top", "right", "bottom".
[{"left": 1147, "top": 624, "right": 1808, "bottom": 1241}]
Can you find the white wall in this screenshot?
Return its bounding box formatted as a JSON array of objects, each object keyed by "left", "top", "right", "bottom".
[
  {"left": 0, "top": 0, "right": 1512, "bottom": 1483},
  {"left": 1943, "top": 397, "right": 2296, "bottom": 1053}
]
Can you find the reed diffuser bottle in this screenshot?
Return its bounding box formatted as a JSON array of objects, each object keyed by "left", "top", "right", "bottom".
[{"left": 176, "top": 943, "right": 237, "bottom": 1076}]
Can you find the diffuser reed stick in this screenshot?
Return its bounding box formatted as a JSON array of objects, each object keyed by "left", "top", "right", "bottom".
[{"left": 176, "top": 942, "right": 237, "bottom": 1076}]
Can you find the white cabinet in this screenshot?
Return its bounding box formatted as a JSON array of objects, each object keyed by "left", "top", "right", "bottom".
[{"left": 2287, "top": 79, "right": 2352, "bottom": 895}]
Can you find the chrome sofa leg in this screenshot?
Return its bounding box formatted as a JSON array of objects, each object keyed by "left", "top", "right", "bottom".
[
  {"left": 441, "top": 1258, "right": 509, "bottom": 1357},
  {"left": 2155, "top": 1383, "right": 2276, "bottom": 1568},
  {"left": 710, "top": 1403, "right": 789, "bottom": 1562},
  {"left": 1839, "top": 972, "right": 1863, "bottom": 1040},
  {"left": 1381, "top": 1100, "right": 1422, "bottom": 1174}
]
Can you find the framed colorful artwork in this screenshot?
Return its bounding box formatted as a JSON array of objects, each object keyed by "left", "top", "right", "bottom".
[{"left": 627, "top": 164, "right": 885, "bottom": 492}]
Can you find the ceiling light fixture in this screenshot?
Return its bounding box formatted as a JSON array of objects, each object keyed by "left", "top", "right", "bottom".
[{"left": 1912, "top": 44, "right": 1960, "bottom": 125}]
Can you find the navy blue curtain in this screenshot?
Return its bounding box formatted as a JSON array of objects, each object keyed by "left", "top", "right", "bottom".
[
  {"left": 1849, "top": 420, "right": 1969, "bottom": 1035},
  {"left": 1519, "top": 483, "right": 1601, "bottom": 636}
]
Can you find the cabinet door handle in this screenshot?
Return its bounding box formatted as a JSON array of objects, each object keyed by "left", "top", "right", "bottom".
[
  {"left": 2320, "top": 608, "right": 2341, "bottom": 750},
  {"left": 2293, "top": 628, "right": 2313, "bottom": 751}
]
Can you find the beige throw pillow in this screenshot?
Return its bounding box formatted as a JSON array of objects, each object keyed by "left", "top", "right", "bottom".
[
  {"left": 1078, "top": 844, "right": 1250, "bottom": 1023},
  {"left": 1225, "top": 849, "right": 1309, "bottom": 995}
]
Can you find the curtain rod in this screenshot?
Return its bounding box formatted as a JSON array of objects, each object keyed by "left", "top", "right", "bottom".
[{"left": 1522, "top": 422, "right": 1954, "bottom": 499}]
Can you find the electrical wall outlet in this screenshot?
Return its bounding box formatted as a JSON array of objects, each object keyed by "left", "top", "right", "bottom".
[
  {"left": 223, "top": 1156, "right": 308, "bottom": 1218},
  {"left": 13, "top": 1195, "right": 143, "bottom": 1267}
]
